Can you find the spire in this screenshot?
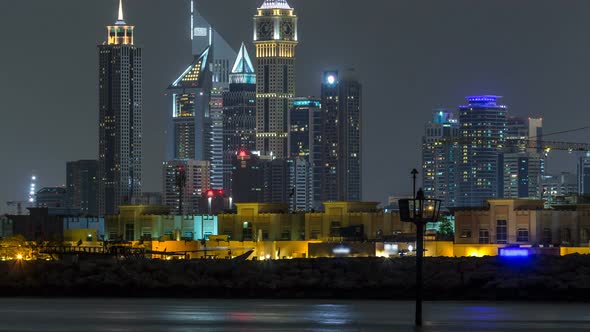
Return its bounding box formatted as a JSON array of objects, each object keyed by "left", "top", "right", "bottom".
[
  {"left": 260, "top": 0, "right": 292, "bottom": 9},
  {"left": 230, "top": 43, "right": 256, "bottom": 84},
  {"left": 231, "top": 43, "right": 255, "bottom": 74},
  {"left": 116, "top": 0, "right": 126, "bottom": 25}
]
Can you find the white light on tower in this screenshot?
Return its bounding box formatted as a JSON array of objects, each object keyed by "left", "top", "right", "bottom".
[
  {"left": 327, "top": 75, "right": 336, "bottom": 85},
  {"left": 28, "top": 174, "right": 37, "bottom": 204}
]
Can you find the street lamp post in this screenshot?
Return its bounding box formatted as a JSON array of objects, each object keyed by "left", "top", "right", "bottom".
[
  {"left": 399, "top": 183, "right": 442, "bottom": 327},
  {"left": 411, "top": 168, "right": 418, "bottom": 198}
]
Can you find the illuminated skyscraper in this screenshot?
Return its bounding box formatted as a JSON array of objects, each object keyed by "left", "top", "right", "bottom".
[
  {"left": 503, "top": 152, "right": 543, "bottom": 199},
  {"left": 166, "top": 46, "right": 213, "bottom": 161},
  {"left": 457, "top": 96, "right": 507, "bottom": 207},
  {"left": 98, "top": 0, "right": 142, "bottom": 215},
  {"left": 190, "top": 0, "right": 236, "bottom": 83},
  {"left": 320, "top": 71, "right": 363, "bottom": 203},
  {"left": 503, "top": 116, "right": 544, "bottom": 199},
  {"left": 289, "top": 98, "right": 322, "bottom": 210},
  {"left": 182, "top": 1, "right": 237, "bottom": 190},
  {"left": 422, "top": 110, "right": 460, "bottom": 208},
  {"left": 222, "top": 43, "right": 257, "bottom": 191},
  {"left": 253, "top": 0, "right": 298, "bottom": 158}
]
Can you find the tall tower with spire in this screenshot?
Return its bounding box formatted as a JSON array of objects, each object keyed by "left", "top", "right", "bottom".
[
  {"left": 253, "top": 0, "right": 298, "bottom": 158},
  {"left": 222, "top": 43, "right": 257, "bottom": 191},
  {"left": 98, "top": 0, "right": 143, "bottom": 215}
]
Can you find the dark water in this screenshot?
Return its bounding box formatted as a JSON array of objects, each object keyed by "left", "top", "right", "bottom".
[{"left": 0, "top": 299, "right": 588, "bottom": 331}]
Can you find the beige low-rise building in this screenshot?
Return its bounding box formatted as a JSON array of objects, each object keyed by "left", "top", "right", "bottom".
[
  {"left": 454, "top": 199, "right": 590, "bottom": 247},
  {"left": 217, "top": 202, "right": 415, "bottom": 242}
]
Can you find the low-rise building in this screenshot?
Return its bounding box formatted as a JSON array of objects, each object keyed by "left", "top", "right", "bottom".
[
  {"left": 217, "top": 201, "right": 414, "bottom": 242},
  {"left": 454, "top": 198, "right": 590, "bottom": 247},
  {"left": 104, "top": 205, "right": 217, "bottom": 241}
]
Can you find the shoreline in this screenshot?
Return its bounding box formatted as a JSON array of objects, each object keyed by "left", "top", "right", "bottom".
[{"left": 0, "top": 255, "right": 589, "bottom": 301}]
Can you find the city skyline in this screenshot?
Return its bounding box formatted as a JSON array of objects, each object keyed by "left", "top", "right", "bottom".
[{"left": 3, "top": 0, "right": 590, "bottom": 212}]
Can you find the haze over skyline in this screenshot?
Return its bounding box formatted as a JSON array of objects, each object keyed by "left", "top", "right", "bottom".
[{"left": 1, "top": 0, "right": 590, "bottom": 212}]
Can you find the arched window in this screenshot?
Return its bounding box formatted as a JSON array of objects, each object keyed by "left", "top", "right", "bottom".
[{"left": 517, "top": 228, "right": 529, "bottom": 242}]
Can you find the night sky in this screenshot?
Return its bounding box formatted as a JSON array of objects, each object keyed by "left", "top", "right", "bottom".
[{"left": 1, "top": 0, "right": 590, "bottom": 212}]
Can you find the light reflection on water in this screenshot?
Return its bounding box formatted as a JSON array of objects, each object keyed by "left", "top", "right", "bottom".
[{"left": 0, "top": 299, "right": 588, "bottom": 331}]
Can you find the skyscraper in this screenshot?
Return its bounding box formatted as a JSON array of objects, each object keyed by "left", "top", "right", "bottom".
[
  {"left": 422, "top": 110, "right": 460, "bottom": 208},
  {"left": 190, "top": 0, "right": 236, "bottom": 83},
  {"left": 231, "top": 151, "right": 264, "bottom": 203},
  {"left": 506, "top": 116, "right": 543, "bottom": 153},
  {"left": 578, "top": 153, "right": 590, "bottom": 195},
  {"left": 503, "top": 116, "right": 544, "bottom": 199},
  {"left": 166, "top": 46, "right": 213, "bottom": 161},
  {"left": 162, "top": 160, "right": 210, "bottom": 215},
  {"left": 320, "top": 71, "right": 363, "bottom": 202},
  {"left": 186, "top": 1, "right": 237, "bottom": 190},
  {"left": 457, "top": 96, "right": 507, "bottom": 207},
  {"left": 253, "top": 0, "right": 298, "bottom": 158},
  {"left": 66, "top": 160, "right": 99, "bottom": 216},
  {"left": 210, "top": 87, "right": 225, "bottom": 189},
  {"left": 98, "top": 0, "right": 142, "bottom": 215},
  {"left": 288, "top": 97, "right": 323, "bottom": 210},
  {"left": 502, "top": 152, "right": 543, "bottom": 198},
  {"left": 288, "top": 157, "right": 313, "bottom": 211},
  {"left": 231, "top": 150, "right": 289, "bottom": 205},
  {"left": 222, "top": 43, "right": 257, "bottom": 192}
]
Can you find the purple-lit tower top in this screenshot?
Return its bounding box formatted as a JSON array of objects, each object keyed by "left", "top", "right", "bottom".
[{"left": 461, "top": 95, "right": 507, "bottom": 109}]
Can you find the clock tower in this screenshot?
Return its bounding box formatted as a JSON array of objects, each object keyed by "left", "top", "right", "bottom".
[{"left": 253, "top": 0, "right": 298, "bottom": 158}]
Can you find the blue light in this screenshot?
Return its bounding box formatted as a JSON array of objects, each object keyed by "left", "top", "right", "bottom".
[
  {"left": 293, "top": 100, "right": 321, "bottom": 108},
  {"left": 467, "top": 95, "right": 500, "bottom": 103},
  {"left": 499, "top": 248, "right": 529, "bottom": 257}
]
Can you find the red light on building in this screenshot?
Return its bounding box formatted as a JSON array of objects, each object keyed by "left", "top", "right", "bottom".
[
  {"left": 218, "top": 190, "right": 224, "bottom": 195},
  {"left": 238, "top": 150, "right": 248, "bottom": 158},
  {"left": 207, "top": 190, "right": 215, "bottom": 197}
]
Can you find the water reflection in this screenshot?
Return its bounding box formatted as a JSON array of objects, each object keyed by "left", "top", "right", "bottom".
[{"left": 0, "top": 299, "right": 588, "bottom": 331}]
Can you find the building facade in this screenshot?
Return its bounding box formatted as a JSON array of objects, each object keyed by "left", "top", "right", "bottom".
[
  {"left": 222, "top": 43, "right": 257, "bottom": 192},
  {"left": 104, "top": 205, "right": 217, "bottom": 241},
  {"left": 288, "top": 157, "right": 313, "bottom": 211},
  {"left": 36, "top": 187, "right": 67, "bottom": 209},
  {"left": 503, "top": 151, "right": 543, "bottom": 199},
  {"left": 216, "top": 202, "right": 411, "bottom": 242},
  {"left": 422, "top": 110, "right": 460, "bottom": 208},
  {"left": 98, "top": 1, "right": 143, "bottom": 215},
  {"left": 210, "top": 86, "right": 225, "bottom": 189},
  {"left": 231, "top": 151, "right": 265, "bottom": 204},
  {"left": 254, "top": 0, "right": 298, "bottom": 158},
  {"left": 454, "top": 198, "right": 590, "bottom": 247},
  {"left": 162, "top": 160, "right": 211, "bottom": 215},
  {"left": 578, "top": 154, "right": 590, "bottom": 195},
  {"left": 506, "top": 116, "right": 543, "bottom": 153},
  {"left": 289, "top": 98, "right": 323, "bottom": 210},
  {"left": 320, "top": 71, "right": 363, "bottom": 202},
  {"left": 66, "top": 160, "right": 99, "bottom": 216},
  {"left": 166, "top": 47, "right": 213, "bottom": 161},
  {"left": 457, "top": 96, "right": 507, "bottom": 207},
  {"left": 542, "top": 172, "right": 578, "bottom": 205},
  {"left": 231, "top": 151, "right": 289, "bottom": 205}
]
